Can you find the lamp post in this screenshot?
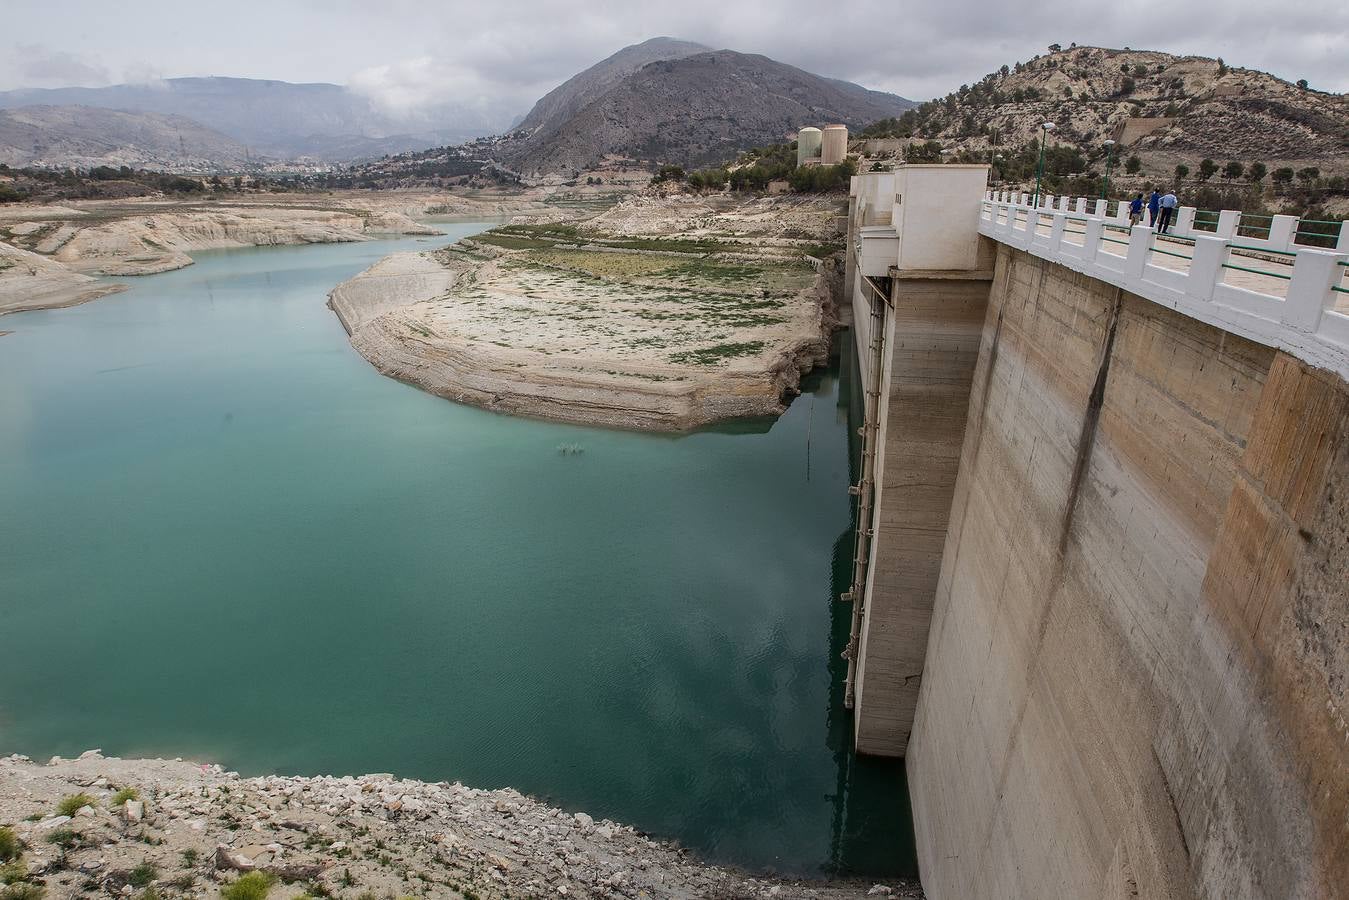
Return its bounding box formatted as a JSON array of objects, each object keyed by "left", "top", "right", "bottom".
[
  {"left": 1032, "top": 122, "right": 1055, "bottom": 208},
  {"left": 1101, "top": 138, "right": 1116, "bottom": 201}
]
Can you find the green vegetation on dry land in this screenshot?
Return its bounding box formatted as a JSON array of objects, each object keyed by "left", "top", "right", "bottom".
[
  {"left": 55, "top": 793, "right": 95, "bottom": 817},
  {"left": 221, "top": 871, "right": 275, "bottom": 900},
  {"left": 669, "top": 341, "right": 767, "bottom": 365}
]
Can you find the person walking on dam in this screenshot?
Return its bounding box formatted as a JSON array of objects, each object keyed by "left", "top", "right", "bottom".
[
  {"left": 1158, "top": 190, "right": 1178, "bottom": 234},
  {"left": 1129, "top": 193, "right": 1145, "bottom": 226},
  {"left": 1148, "top": 188, "right": 1161, "bottom": 226}
]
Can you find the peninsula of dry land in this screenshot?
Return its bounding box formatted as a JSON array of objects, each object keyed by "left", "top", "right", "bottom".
[{"left": 329, "top": 194, "right": 845, "bottom": 432}]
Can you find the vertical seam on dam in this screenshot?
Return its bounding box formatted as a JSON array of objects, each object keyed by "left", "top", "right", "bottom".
[{"left": 1057, "top": 284, "right": 1124, "bottom": 557}]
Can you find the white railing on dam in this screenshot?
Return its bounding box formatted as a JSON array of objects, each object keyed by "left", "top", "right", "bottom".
[{"left": 980, "top": 192, "right": 1349, "bottom": 378}]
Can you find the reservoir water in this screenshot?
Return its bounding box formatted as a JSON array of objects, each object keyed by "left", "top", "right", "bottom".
[{"left": 0, "top": 224, "right": 915, "bottom": 876}]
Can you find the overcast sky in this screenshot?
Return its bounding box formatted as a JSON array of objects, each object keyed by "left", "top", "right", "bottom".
[{"left": 5, "top": 0, "right": 1347, "bottom": 119}]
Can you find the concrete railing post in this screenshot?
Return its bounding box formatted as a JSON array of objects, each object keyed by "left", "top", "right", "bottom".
[
  {"left": 1283, "top": 249, "right": 1346, "bottom": 332},
  {"left": 1075, "top": 198, "right": 1088, "bottom": 214},
  {"left": 1337, "top": 221, "right": 1349, "bottom": 252},
  {"left": 1092, "top": 200, "right": 1107, "bottom": 217},
  {"left": 1269, "top": 215, "right": 1297, "bottom": 251},
  {"left": 1126, "top": 225, "right": 1153, "bottom": 277},
  {"left": 1188, "top": 236, "right": 1228, "bottom": 302},
  {"left": 1057, "top": 196, "right": 1070, "bottom": 212},
  {"left": 1174, "top": 207, "right": 1196, "bottom": 236},
  {"left": 1082, "top": 218, "right": 1104, "bottom": 264},
  {"left": 1115, "top": 200, "right": 1131, "bottom": 223},
  {"left": 1217, "top": 209, "right": 1241, "bottom": 240},
  {"left": 1049, "top": 212, "right": 1068, "bottom": 251}
]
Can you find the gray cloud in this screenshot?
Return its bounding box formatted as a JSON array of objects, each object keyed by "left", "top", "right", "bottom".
[{"left": 4, "top": 0, "right": 1346, "bottom": 122}]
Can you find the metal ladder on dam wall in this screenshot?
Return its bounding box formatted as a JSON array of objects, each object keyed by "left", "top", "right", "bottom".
[{"left": 841, "top": 273, "right": 890, "bottom": 710}]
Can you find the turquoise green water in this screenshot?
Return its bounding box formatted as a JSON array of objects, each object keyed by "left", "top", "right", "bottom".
[{"left": 0, "top": 225, "right": 915, "bottom": 876}]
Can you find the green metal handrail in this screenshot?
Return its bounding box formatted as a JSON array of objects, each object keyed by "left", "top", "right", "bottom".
[
  {"left": 1227, "top": 243, "right": 1296, "bottom": 256},
  {"left": 1223, "top": 263, "right": 1291, "bottom": 280},
  {"left": 1101, "top": 236, "right": 1129, "bottom": 245},
  {"left": 1151, "top": 247, "right": 1192, "bottom": 260}
]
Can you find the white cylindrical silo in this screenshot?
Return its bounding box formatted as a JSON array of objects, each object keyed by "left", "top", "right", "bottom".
[
  {"left": 821, "top": 124, "right": 848, "bottom": 165},
  {"left": 796, "top": 127, "right": 822, "bottom": 167}
]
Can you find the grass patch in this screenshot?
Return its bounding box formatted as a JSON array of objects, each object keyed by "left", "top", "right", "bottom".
[
  {"left": 221, "top": 871, "right": 275, "bottom": 900},
  {"left": 180, "top": 848, "right": 198, "bottom": 868},
  {"left": 55, "top": 794, "right": 95, "bottom": 817},
  {"left": 0, "top": 861, "right": 27, "bottom": 886},
  {"left": 669, "top": 341, "right": 767, "bottom": 366},
  {"left": 44, "top": 829, "right": 78, "bottom": 850},
  {"left": 0, "top": 829, "right": 18, "bottom": 864},
  {"left": 0, "top": 883, "right": 44, "bottom": 900},
  {"left": 128, "top": 862, "right": 157, "bottom": 888},
  {"left": 111, "top": 787, "right": 139, "bottom": 806},
  {"left": 473, "top": 233, "right": 557, "bottom": 250}
]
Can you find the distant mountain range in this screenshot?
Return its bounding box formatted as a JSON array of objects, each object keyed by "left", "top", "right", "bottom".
[
  {"left": 0, "top": 38, "right": 915, "bottom": 174},
  {"left": 0, "top": 105, "right": 254, "bottom": 171},
  {"left": 503, "top": 42, "right": 917, "bottom": 174},
  {"left": 0, "top": 77, "right": 515, "bottom": 163}
]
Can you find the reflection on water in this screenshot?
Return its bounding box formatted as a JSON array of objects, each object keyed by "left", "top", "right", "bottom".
[{"left": 0, "top": 236, "right": 916, "bottom": 877}]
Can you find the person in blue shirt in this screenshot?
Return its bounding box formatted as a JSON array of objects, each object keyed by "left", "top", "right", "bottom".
[
  {"left": 1158, "top": 190, "right": 1179, "bottom": 234},
  {"left": 1129, "top": 193, "right": 1144, "bottom": 226},
  {"left": 1148, "top": 189, "right": 1161, "bottom": 227}
]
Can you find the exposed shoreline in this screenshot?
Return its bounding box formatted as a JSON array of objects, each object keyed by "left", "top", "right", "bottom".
[
  {"left": 0, "top": 752, "right": 919, "bottom": 899},
  {"left": 0, "top": 192, "right": 551, "bottom": 317},
  {"left": 328, "top": 195, "right": 845, "bottom": 433}
]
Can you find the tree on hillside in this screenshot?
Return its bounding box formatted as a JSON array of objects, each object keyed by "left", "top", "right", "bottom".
[
  {"left": 1119, "top": 77, "right": 1136, "bottom": 96},
  {"left": 1272, "top": 167, "right": 1295, "bottom": 187},
  {"left": 1125, "top": 155, "right": 1142, "bottom": 174},
  {"left": 1048, "top": 43, "right": 1061, "bottom": 52},
  {"left": 1223, "top": 161, "right": 1244, "bottom": 181},
  {"left": 1296, "top": 79, "right": 1309, "bottom": 90},
  {"left": 1297, "top": 167, "right": 1321, "bottom": 184},
  {"left": 905, "top": 141, "right": 944, "bottom": 163},
  {"left": 1175, "top": 164, "right": 1190, "bottom": 182},
  {"left": 1248, "top": 162, "right": 1267, "bottom": 183},
  {"left": 1197, "top": 159, "right": 1219, "bottom": 182}
]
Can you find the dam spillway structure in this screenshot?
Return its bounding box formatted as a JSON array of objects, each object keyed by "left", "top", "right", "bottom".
[
  {"left": 841, "top": 166, "right": 1349, "bottom": 899},
  {"left": 796, "top": 126, "right": 822, "bottom": 167},
  {"left": 821, "top": 124, "right": 848, "bottom": 165}
]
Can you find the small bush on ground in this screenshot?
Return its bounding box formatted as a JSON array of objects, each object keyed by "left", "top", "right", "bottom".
[
  {"left": 55, "top": 794, "right": 95, "bottom": 817},
  {"left": 0, "top": 829, "right": 19, "bottom": 864},
  {"left": 221, "top": 871, "right": 275, "bottom": 900},
  {"left": 111, "top": 788, "right": 139, "bottom": 806},
  {"left": 128, "top": 862, "right": 157, "bottom": 888}
]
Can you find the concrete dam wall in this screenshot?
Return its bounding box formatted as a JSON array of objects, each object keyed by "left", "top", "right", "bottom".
[
  {"left": 907, "top": 243, "right": 1347, "bottom": 899},
  {"left": 844, "top": 169, "right": 1347, "bottom": 899}
]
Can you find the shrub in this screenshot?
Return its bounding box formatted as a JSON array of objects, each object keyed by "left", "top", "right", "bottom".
[
  {"left": 221, "top": 871, "right": 275, "bottom": 900},
  {"left": 1223, "top": 161, "right": 1244, "bottom": 180},
  {"left": 1248, "top": 162, "right": 1267, "bottom": 182},
  {"left": 1125, "top": 155, "right": 1142, "bottom": 174},
  {"left": 0, "top": 861, "right": 26, "bottom": 886},
  {"left": 111, "top": 788, "right": 139, "bottom": 806},
  {"left": 55, "top": 794, "right": 95, "bottom": 817},
  {"left": 43, "top": 829, "right": 77, "bottom": 850},
  {"left": 129, "top": 862, "right": 157, "bottom": 888},
  {"left": 0, "top": 884, "right": 44, "bottom": 900},
  {"left": 1197, "top": 159, "right": 1218, "bottom": 182},
  {"left": 1175, "top": 164, "right": 1190, "bottom": 181},
  {"left": 0, "top": 829, "right": 18, "bottom": 864},
  {"left": 180, "top": 848, "right": 198, "bottom": 868}
]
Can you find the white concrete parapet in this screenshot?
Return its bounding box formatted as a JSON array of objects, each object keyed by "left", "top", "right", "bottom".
[{"left": 979, "top": 194, "right": 1349, "bottom": 378}]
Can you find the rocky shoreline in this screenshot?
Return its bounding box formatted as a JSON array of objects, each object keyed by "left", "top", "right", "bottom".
[{"left": 0, "top": 753, "right": 920, "bottom": 900}]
